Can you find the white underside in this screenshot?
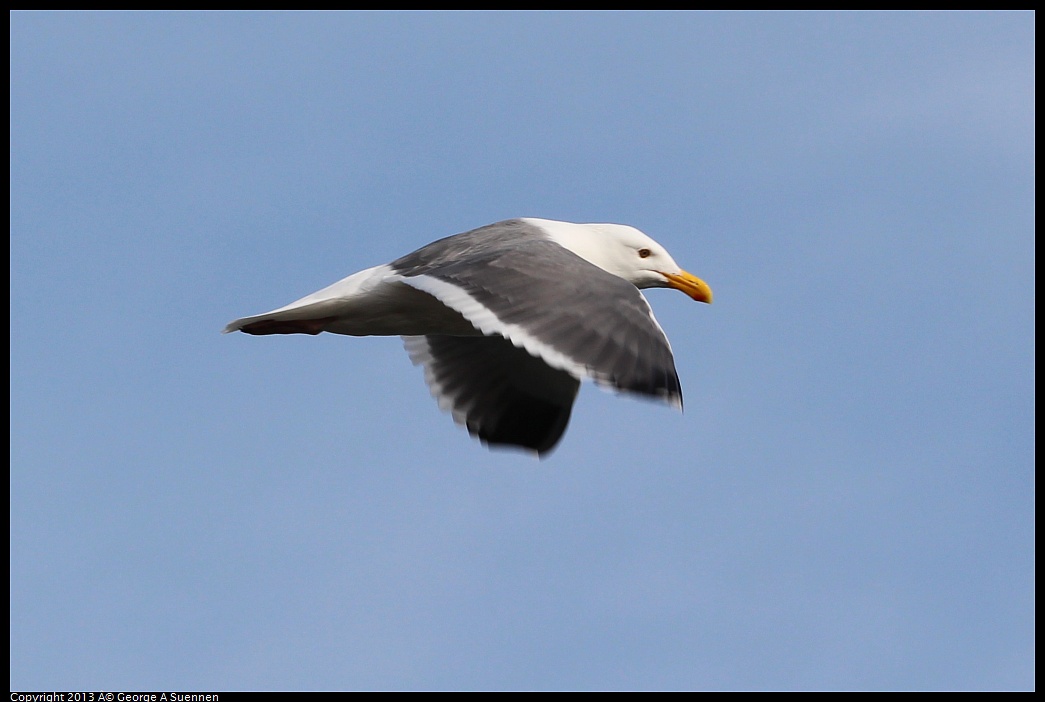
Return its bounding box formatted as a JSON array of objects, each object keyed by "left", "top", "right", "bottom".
[{"left": 223, "top": 264, "right": 480, "bottom": 337}]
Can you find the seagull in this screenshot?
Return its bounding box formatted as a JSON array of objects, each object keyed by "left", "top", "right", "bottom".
[{"left": 224, "top": 218, "right": 712, "bottom": 456}]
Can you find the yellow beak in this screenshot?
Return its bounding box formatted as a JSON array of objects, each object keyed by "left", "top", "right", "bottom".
[{"left": 660, "top": 270, "right": 713, "bottom": 304}]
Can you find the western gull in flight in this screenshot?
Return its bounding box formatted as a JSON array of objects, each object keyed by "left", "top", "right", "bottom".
[{"left": 224, "top": 218, "right": 712, "bottom": 456}]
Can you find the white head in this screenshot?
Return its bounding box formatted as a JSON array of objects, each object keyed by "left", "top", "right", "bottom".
[{"left": 525, "top": 218, "right": 713, "bottom": 303}]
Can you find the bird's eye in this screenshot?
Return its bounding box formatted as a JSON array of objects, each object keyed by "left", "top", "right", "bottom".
[{"left": 638, "top": 248, "right": 652, "bottom": 259}]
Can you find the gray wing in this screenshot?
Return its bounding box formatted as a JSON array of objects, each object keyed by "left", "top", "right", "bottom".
[
  {"left": 396, "top": 238, "right": 683, "bottom": 407},
  {"left": 403, "top": 334, "right": 580, "bottom": 456}
]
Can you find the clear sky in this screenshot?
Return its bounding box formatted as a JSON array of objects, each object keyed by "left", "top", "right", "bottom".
[{"left": 10, "top": 11, "right": 1034, "bottom": 691}]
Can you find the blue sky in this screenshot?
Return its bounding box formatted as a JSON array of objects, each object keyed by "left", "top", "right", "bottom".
[{"left": 10, "top": 11, "right": 1034, "bottom": 691}]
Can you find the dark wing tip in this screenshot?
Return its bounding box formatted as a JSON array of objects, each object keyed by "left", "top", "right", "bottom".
[{"left": 469, "top": 390, "right": 574, "bottom": 457}]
